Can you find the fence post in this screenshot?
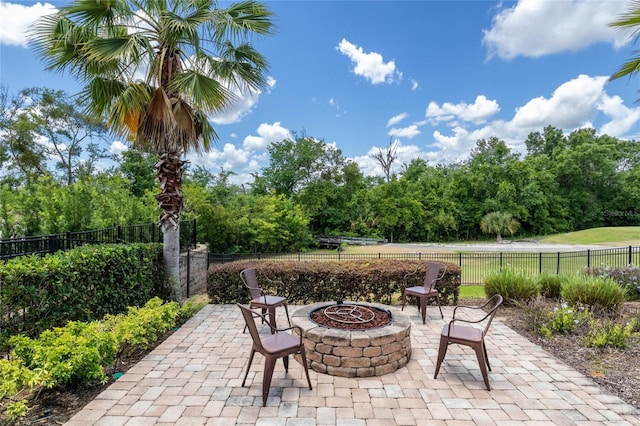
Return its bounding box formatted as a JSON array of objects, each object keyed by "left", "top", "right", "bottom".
[
  {"left": 499, "top": 252, "right": 503, "bottom": 270},
  {"left": 587, "top": 249, "right": 591, "bottom": 269},
  {"left": 117, "top": 225, "right": 123, "bottom": 243},
  {"left": 556, "top": 252, "right": 560, "bottom": 275},
  {"left": 630, "top": 246, "right": 633, "bottom": 266},
  {"left": 539, "top": 252, "right": 542, "bottom": 274},
  {"left": 186, "top": 249, "right": 191, "bottom": 299}
]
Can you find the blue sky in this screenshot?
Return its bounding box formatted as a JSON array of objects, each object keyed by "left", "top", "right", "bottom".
[{"left": 1, "top": 0, "right": 640, "bottom": 185}]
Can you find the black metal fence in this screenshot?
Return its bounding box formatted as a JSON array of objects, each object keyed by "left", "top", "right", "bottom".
[
  {"left": 0, "top": 219, "right": 197, "bottom": 260},
  {"left": 209, "top": 245, "right": 639, "bottom": 285}
]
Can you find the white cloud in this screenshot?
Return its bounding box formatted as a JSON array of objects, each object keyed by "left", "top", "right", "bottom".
[
  {"left": 337, "top": 38, "right": 400, "bottom": 84},
  {"left": 421, "top": 74, "right": 640, "bottom": 166},
  {"left": 388, "top": 125, "right": 420, "bottom": 139},
  {"left": 512, "top": 74, "right": 608, "bottom": 131},
  {"left": 410, "top": 79, "right": 419, "bottom": 91},
  {"left": 0, "top": 2, "right": 56, "bottom": 47},
  {"left": 483, "top": 0, "right": 630, "bottom": 60},
  {"left": 242, "top": 122, "right": 291, "bottom": 151},
  {"left": 209, "top": 82, "right": 262, "bottom": 125},
  {"left": 207, "top": 72, "right": 275, "bottom": 126},
  {"left": 387, "top": 113, "right": 408, "bottom": 127},
  {"left": 598, "top": 94, "right": 640, "bottom": 137},
  {"left": 110, "top": 141, "right": 129, "bottom": 156},
  {"left": 426, "top": 95, "right": 500, "bottom": 125}
]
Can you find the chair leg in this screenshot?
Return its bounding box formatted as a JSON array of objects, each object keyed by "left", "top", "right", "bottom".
[
  {"left": 435, "top": 295, "right": 444, "bottom": 319},
  {"left": 419, "top": 296, "right": 427, "bottom": 324},
  {"left": 473, "top": 343, "right": 491, "bottom": 391},
  {"left": 283, "top": 303, "right": 292, "bottom": 327},
  {"left": 282, "top": 354, "right": 289, "bottom": 373},
  {"left": 401, "top": 291, "right": 407, "bottom": 311},
  {"left": 434, "top": 338, "right": 448, "bottom": 379},
  {"left": 299, "top": 347, "right": 312, "bottom": 390},
  {"left": 242, "top": 349, "right": 256, "bottom": 387},
  {"left": 262, "top": 357, "right": 277, "bottom": 406},
  {"left": 483, "top": 341, "right": 491, "bottom": 371},
  {"left": 267, "top": 306, "right": 276, "bottom": 334}
]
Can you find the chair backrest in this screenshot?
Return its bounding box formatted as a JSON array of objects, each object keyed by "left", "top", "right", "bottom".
[
  {"left": 423, "top": 262, "right": 443, "bottom": 291},
  {"left": 240, "top": 268, "right": 262, "bottom": 300},
  {"left": 237, "top": 303, "right": 265, "bottom": 351},
  {"left": 481, "top": 294, "right": 503, "bottom": 337}
]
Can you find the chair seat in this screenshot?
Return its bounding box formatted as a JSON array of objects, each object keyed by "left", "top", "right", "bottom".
[
  {"left": 251, "top": 295, "right": 287, "bottom": 307},
  {"left": 261, "top": 332, "right": 302, "bottom": 353},
  {"left": 405, "top": 286, "right": 438, "bottom": 296},
  {"left": 441, "top": 323, "right": 483, "bottom": 343}
]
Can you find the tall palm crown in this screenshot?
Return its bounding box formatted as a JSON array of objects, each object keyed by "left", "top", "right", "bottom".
[
  {"left": 30, "top": 0, "right": 273, "bottom": 299},
  {"left": 610, "top": 1, "right": 640, "bottom": 82}
]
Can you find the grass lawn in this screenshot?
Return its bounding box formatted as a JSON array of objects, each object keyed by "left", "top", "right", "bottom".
[
  {"left": 459, "top": 285, "right": 485, "bottom": 299},
  {"left": 540, "top": 226, "right": 640, "bottom": 245}
]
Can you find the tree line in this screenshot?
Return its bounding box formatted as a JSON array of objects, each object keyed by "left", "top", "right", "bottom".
[{"left": 2, "top": 86, "right": 639, "bottom": 252}]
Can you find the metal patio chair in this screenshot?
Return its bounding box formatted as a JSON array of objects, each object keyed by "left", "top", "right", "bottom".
[
  {"left": 240, "top": 267, "right": 291, "bottom": 332},
  {"left": 433, "top": 294, "right": 504, "bottom": 390},
  {"left": 237, "top": 303, "right": 312, "bottom": 406},
  {"left": 401, "top": 261, "right": 445, "bottom": 324}
]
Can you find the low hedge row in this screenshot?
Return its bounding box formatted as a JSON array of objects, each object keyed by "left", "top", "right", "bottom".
[
  {"left": 0, "top": 243, "right": 167, "bottom": 347},
  {"left": 208, "top": 259, "right": 461, "bottom": 305}
]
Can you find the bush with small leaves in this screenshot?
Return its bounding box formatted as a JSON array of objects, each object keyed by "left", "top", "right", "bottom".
[
  {"left": 561, "top": 275, "right": 626, "bottom": 314},
  {"left": 537, "top": 303, "right": 591, "bottom": 338},
  {"left": 103, "top": 297, "right": 180, "bottom": 359},
  {"left": 584, "top": 318, "right": 639, "bottom": 348},
  {"left": 484, "top": 269, "right": 539, "bottom": 306},
  {"left": 9, "top": 321, "right": 119, "bottom": 386}
]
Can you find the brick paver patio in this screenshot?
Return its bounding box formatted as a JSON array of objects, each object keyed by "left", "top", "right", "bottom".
[{"left": 66, "top": 304, "right": 640, "bottom": 425}]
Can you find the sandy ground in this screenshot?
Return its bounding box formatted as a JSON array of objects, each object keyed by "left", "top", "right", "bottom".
[{"left": 347, "top": 241, "right": 631, "bottom": 254}]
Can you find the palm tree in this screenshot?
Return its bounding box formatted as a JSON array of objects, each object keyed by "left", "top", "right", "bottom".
[
  {"left": 610, "top": 1, "right": 640, "bottom": 83},
  {"left": 480, "top": 211, "right": 520, "bottom": 242},
  {"left": 30, "top": 0, "right": 273, "bottom": 300}
]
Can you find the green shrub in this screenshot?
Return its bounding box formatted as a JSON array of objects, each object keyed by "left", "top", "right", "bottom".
[
  {"left": 0, "top": 243, "right": 165, "bottom": 345},
  {"left": 584, "top": 266, "right": 640, "bottom": 301},
  {"left": 537, "top": 273, "right": 563, "bottom": 300},
  {"left": 9, "top": 321, "right": 119, "bottom": 386},
  {"left": 537, "top": 303, "right": 591, "bottom": 338},
  {"left": 208, "top": 260, "right": 462, "bottom": 305},
  {"left": 584, "top": 318, "right": 639, "bottom": 348},
  {"left": 1, "top": 296, "right": 203, "bottom": 424},
  {"left": 483, "top": 269, "right": 539, "bottom": 306},
  {"left": 103, "top": 297, "right": 180, "bottom": 358},
  {"left": 561, "top": 275, "right": 626, "bottom": 314}
]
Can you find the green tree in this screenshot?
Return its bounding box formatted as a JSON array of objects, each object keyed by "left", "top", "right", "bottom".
[
  {"left": 480, "top": 211, "right": 521, "bottom": 242},
  {"left": 118, "top": 149, "right": 157, "bottom": 198},
  {"left": 31, "top": 0, "right": 273, "bottom": 299},
  {"left": 0, "top": 86, "right": 49, "bottom": 183}
]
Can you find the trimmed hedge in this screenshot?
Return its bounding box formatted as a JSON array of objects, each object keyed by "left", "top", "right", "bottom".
[
  {"left": 0, "top": 243, "right": 166, "bottom": 347},
  {"left": 208, "top": 259, "right": 461, "bottom": 305}
]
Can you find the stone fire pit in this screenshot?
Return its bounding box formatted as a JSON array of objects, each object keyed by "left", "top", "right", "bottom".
[{"left": 292, "top": 302, "right": 411, "bottom": 378}]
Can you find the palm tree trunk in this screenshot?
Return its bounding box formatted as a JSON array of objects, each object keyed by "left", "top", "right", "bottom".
[
  {"left": 155, "top": 152, "right": 184, "bottom": 301},
  {"left": 161, "top": 221, "right": 181, "bottom": 301}
]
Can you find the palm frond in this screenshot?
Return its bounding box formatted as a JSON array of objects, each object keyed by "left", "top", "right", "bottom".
[
  {"left": 210, "top": 0, "right": 274, "bottom": 42},
  {"left": 138, "top": 87, "right": 175, "bottom": 150},
  {"left": 610, "top": 51, "right": 640, "bottom": 81},
  {"left": 169, "top": 70, "right": 233, "bottom": 112}
]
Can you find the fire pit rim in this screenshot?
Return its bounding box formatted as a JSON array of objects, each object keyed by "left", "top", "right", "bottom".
[{"left": 307, "top": 301, "right": 395, "bottom": 329}]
